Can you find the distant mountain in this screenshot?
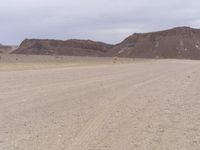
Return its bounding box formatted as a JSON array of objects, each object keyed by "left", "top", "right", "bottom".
[
  {"left": 0, "top": 43, "right": 12, "bottom": 48},
  {"left": 12, "top": 39, "right": 114, "bottom": 56},
  {"left": 109, "top": 27, "right": 200, "bottom": 59},
  {"left": 0, "top": 43, "right": 6, "bottom": 47},
  {"left": 0, "top": 43, "right": 14, "bottom": 54},
  {"left": 12, "top": 26, "right": 200, "bottom": 59}
]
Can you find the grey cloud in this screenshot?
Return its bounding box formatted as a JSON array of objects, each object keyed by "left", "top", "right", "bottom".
[{"left": 0, "top": 0, "right": 200, "bottom": 45}]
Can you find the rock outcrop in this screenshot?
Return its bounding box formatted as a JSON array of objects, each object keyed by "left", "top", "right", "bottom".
[
  {"left": 12, "top": 39, "right": 114, "bottom": 56},
  {"left": 109, "top": 27, "right": 200, "bottom": 59},
  {"left": 12, "top": 26, "right": 200, "bottom": 59}
]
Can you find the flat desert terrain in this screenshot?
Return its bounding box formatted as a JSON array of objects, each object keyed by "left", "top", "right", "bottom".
[{"left": 1, "top": 55, "right": 200, "bottom": 150}]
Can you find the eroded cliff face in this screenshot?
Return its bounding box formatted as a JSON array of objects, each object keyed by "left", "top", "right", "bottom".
[
  {"left": 109, "top": 27, "right": 200, "bottom": 59},
  {"left": 12, "top": 39, "right": 114, "bottom": 56}
]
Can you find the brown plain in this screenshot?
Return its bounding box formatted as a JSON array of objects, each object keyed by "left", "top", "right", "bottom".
[{"left": 1, "top": 53, "right": 200, "bottom": 150}]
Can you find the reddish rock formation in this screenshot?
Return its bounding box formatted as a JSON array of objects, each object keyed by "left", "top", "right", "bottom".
[
  {"left": 109, "top": 27, "right": 200, "bottom": 59},
  {"left": 12, "top": 26, "right": 200, "bottom": 59},
  {"left": 12, "top": 39, "right": 114, "bottom": 56}
]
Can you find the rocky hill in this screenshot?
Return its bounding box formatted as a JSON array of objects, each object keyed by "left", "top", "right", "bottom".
[
  {"left": 12, "top": 39, "right": 114, "bottom": 56},
  {"left": 12, "top": 26, "right": 200, "bottom": 59},
  {"left": 109, "top": 27, "right": 200, "bottom": 59}
]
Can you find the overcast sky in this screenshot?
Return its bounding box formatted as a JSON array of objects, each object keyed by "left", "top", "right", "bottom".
[{"left": 0, "top": 0, "right": 200, "bottom": 45}]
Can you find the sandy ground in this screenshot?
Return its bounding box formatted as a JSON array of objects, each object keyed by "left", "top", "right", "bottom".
[
  {"left": 1, "top": 56, "right": 200, "bottom": 150},
  {"left": 0, "top": 54, "right": 138, "bottom": 71}
]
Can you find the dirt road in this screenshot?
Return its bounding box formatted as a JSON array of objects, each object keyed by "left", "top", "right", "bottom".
[{"left": 1, "top": 59, "right": 200, "bottom": 150}]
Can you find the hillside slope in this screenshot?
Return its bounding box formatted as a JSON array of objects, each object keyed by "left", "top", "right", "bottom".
[
  {"left": 109, "top": 27, "right": 200, "bottom": 59},
  {"left": 12, "top": 39, "right": 113, "bottom": 56},
  {"left": 12, "top": 27, "right": 200, "bottom": 59}
]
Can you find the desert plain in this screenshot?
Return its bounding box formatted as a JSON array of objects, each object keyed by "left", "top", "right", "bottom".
[{"left": 0, "top": 53, "right": 200, "bottom": 150}]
